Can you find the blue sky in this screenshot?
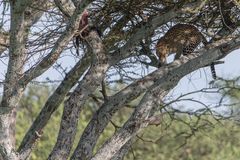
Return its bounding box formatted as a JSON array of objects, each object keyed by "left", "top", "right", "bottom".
[{"left": 0, "top": 3, "right": 240, "bottom": 112}]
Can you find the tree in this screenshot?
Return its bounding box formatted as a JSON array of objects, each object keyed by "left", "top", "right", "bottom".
[
  {"left": 0, "top": 0, "right": 239, "bottom": 159},
  {"left": 16, "top": 85, "right": 240, "bottom": 160}
]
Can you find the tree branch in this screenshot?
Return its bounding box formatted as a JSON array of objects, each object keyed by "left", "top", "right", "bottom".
[
  {"left": 109, "top": 0, "right": 207, "bottom": 64},
  {"left": 20, "top": 0, "right": 93, "bottom": 86},
  {"left": 0, "top": 0, "right": 35, "bottom": 159},
  {"left": 48, "top": 29, "right": 109, "bottom": 159},
  {"left": 70, "top": 36, "right": 240, "bottom": 159},
  {"left": 17, "top": 54, "right": 91, "bottom": 160},
  {"left": 0, "top": 0, "right": 51, "bottom": 55},
  {"left": 90, "top": 37, "right": 240, "bottom": 160},
  {"left": 91, "top": 87, "right": 168, "bottom": 160},
  {"left": 54, "top": 0, "right": 75, "bottom": 18},
  {"left": 111, "top": 140, "right": 133, "bottom": 160}
]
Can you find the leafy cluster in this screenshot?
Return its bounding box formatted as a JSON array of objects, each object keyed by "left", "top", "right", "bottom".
[{"left": 16, "top": 85, "right": 240, "bottom": 160}]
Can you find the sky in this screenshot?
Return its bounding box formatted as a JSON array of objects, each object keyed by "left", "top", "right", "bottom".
[
  {"left": 166, "top": 49, "right": 240, "bottom": 113},
  {"left": 0, "top": 3, "right": 240, "bottom": 113}
]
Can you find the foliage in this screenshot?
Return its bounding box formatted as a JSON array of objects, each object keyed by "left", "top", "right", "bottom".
[
  {"left": 16, "top": 85, "right": 240, "bottom": 160},
  {"left": 127, "top": 117, "right": 240, "bottom": 160},
  {"left": 16, "top": 85, "right": 60, "bottom": 159}
]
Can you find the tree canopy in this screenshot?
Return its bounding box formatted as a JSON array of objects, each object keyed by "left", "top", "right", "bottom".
[{"left": 0, "top": 0, "right": 240, "bottom": 159}]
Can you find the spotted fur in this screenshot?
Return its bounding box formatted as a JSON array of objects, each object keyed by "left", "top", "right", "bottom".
[{"left": 156, "top": 23, "right": 216, "bottom": 79}]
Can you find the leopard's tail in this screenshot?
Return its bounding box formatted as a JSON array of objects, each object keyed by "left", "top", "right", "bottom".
[
  {"left": 210, "top": 63, "right": 217, "bottom": 79},
  {"left": 75, "top": 35, "right": 80, "bottom": 56},
  {"left": 201, "top": 34, "right": 217, "bottom": 79}
]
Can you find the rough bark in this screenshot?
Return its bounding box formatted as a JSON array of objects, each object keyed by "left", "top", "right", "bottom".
[
  {"left": 0, "top": 1, "right": 33, "bottom": 159},
  {"left": 70, "top": 1, "right": 213, "bottom": 159},
  {"left": 91, "top": 88, "right": 168, "bottom": 160},
  {"left": 111, "top": 140, "right": 133, "bottom": 160},
  {"left": 0, "top": 0, "right": 239, "bottom": 159},
  {"left": 16, "top": 1, "right": 93, "bottom": 159},
  {"left": 0, "top": 0, "right": 86, "bottom": 159},
  {"left": 48, "top": 30, "right": 109, "bottom": 159},
  {"left": 91, "top": 37, "right": 240, "bottom": 160},
  {"left": 54, "top": 0, "right": 75, "bottom": 17},
  {"left": 17, "top": 54, "right": 91, "bottom": 159}
]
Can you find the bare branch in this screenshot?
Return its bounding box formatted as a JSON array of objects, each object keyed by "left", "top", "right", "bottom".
[
  {"left": 0, "top": 0, "right": 52, "bottom": 55},
  {"left": 20, "top": 0, "right": 93, "bottom": 85},
  {"left": 54, "top": 0, "right": 75, "bottom": 17},
  {"left": 110, "top": 0, "right": 207, "bottom": 64}
]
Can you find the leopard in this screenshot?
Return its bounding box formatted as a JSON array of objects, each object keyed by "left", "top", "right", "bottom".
[{"left": 156, "top": 23, "right": 216, "bottom": 79}]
